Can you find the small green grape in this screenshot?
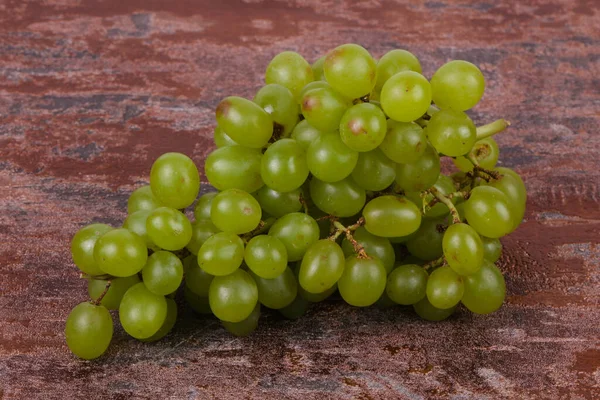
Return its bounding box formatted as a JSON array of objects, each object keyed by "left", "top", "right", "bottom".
[
  {"left": 222, "top": 303, "right": 260, "bottom": 337},
  {"left": 350, "top": 149, "right": 396, "bottom": 192},
  {"left": 481, "top": 236, "right": 502, "bottom": 262},
  {"left": 375, "top": 49, "right": 422, "bottom": 93},
  {"left": 323, "top": 43, "right": 377, "bottom": 99},
  {"left": 140, "top": 298, "right": 177, "bottom": 342},
  {"left": 339, "top": 103, "right": 387, "bottom": 152},
  {"left": 341, "top": 227, "right": 395, "bottom": 274},
  {"left": 299, "top": 80, "right": 330, "bottom": 100},
  {"left": 146, "top": 207, "right": 193, "bottom": 251},
  {"left": 193, "top": 192, "right": 217, "bottom": 221},
  {"left": 426, "top": 109, "right": 477, "bottom": 157},
  {"left": 395, "top": 144, "right": 441, "bottom": 192},
  {"left": 362, "top": 195, "right": 422, "bottom": 238},
  {"left": 338, "top": 255, "right": 386, "bottom": 307},
  {"left": 244, "top": 235, "right": 288, "bottom": 279},
  {"left": 405, "top": 217, "right": 445, "bottom": 261},
  {"left": 442, "top": 223, "right": 484, "bottom": 276},
  {"left": 386, "top": 264, "right": 428, "bottom": 305},
  {"left": 119, "top": 283, "right": 167, "bottom": 339},
  {"left": 291, "top": 119, "right": 323, "bottom": 150},
  {"left": 254, "top": 84, "right": 299, "bottom": 137},
  {"left": 205, "top": 145, "right": 264, "bottom": 193},
  {"left": 307, "top": 131, "right": 358, "bottom": 183},
  {"left": 268, "top": 212, "right": 320, "bottom": 261},
  {"left": 209, "top": 269, "right": 258, "bottom": 323},
  {"left": 186, "top": 219, "right": 220, "bottom": 255},
  {"left": 123, "top": 210, "right": 156, "bottom": 250},
  {"left": 301, "top": 86, "right": 351, "bottom": 132},
  {"left": 426, "top": 266, "right": 464, "bottom": 309},
  {"left": 484, "top": 167, "right": 527, "bottom": 231},
  {"left": 381, "top": 71, "right": 432, "bottom": 122},
  {"left": 464, "top": 186, "right": 513, "bottom": 238},
  {"left": 265, "top": 51, "right": 314, "bottom": 99},
  {"left": 261, "top": 139, "right": 309, "bottom": 193},
  {"left": 88, "top": 275, "right": 140, "bottom": 310},
  {"left": 461, "top": 260, "right": 506, "bottom": 314},
  {"left": 215, "top": 96, "right": 273, "bottom": 148},
  {"left": 71, "top": 223, "right": 112, "bottom": 276},
  {"left": 298, "top": 239, "right": 346, "bottom": 294},
  {"left": 210, "top": 189, "right": 261, "bottom": 235},
  {"left": 93, "top": 228, "right": 147, "bottom": 277},
  {"left": 65, "top": 302, "right": 113, "bottom": 360},
  {"left": 197, "top": 232, "right": 244, "bottom": 276},
  {"left": 149, "top": 152, "right": 200, "bottom": 209},
  {"left": 251, "top": 267, "right": 298, "bottom": 309},
  {"left": 127, "top": 185, "right": 164, "bottom": 214},
  {"left": 255, "top": 186, "right": 303, "bottom": 218},
  {"left": 430, "top": 60, "right": 485, "bottom": 111},
  {"left": 379, "top": 121, "right": 426, "bottom": 164},
  {"left": 309, "top": 177, "right": 366, "bottom": 218},
  {"left": 142, "top": 251, "right": 184, "bottom": 296}
]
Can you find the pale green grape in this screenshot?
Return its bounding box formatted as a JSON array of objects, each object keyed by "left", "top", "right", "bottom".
[
  {"left": 405, "top": 174, "right": 457, "bottom": 219},
  {"left": 339, "top": 103, "right": 387, "bottom": 152},
  {"left": 261, "top": 138, "right": 309, "bottom": 192},
  {"left": 426, "top": 266, "right": 464, "bottom": 309},
  {"left": 301, "top": 86, "right": 351, "bottom": 132},
  {"left": 362, "top": 195, "right": 422, "bottom": 238},
  {"left": 146, "top": 207, "right": 193, "bottom": 251},
  {"left": 127, "top": 185, "right": 164, "bottom": 214},
  {"left": 222, "top": 303, "right": 260, "bottom": 337},
  {"left": 464, "top": 186, "right": 513, "bottom": 238},
  {"left": 461, "top": 260, "right": 506, "bottom": 314},
  {"left": 93, "top": 228, "right": 147, "bottom": 277},
  {"left": 215, "top": 96, "right": 273, "bottom": 148},
  {"left": 481, "top": 236, "right": 502, "bottom": 262},
  {"left": 142, "top": 251, "right": 184, "bottom": 296},
  {"left": 375, "top": 49, "right": 422, "bottom": 93},
  {"left": 210, "top": 189, "right": 261, "bottom": 234},
  {"left": 119, "top": 283, "right": 167, "bottom": 339},
  {"left": 413, "top": 297, "right": 456, "bottom": 321},
  {"left": 430, "top": 60, "right": 485, "bottom": 111},
  {"left": 254, "top": 84, "right": 299, "bottom": 137},
  {"left": 395, "top": 144, "right": 441, "bottom": 192},
  {"left": 442, "top": 223, "right": 484, "bottom": 276},
  {"left": 341, "top": 227, "right": 395, "bottom": 274},
  {"left": 279, "top": 295, "right": 309, "bottom": 319},
  {"left": 309, "top": 177, "right": 366, "bottom": 217},
  {"left": 251, "top": 267, "right": 297, "bottom": 309},
  {"left": 338, "top": 255, "right": 386, "bottom": 307},
  {"left": 214, "top": 125, "right": 238, "bottom": 147},
  {"left": 453, "top": 137, "right": 499, "bottom": 172},
  {"left": 351, "top": 148, "right": 396, "bottom": 191},
  {"left": 209, "top": 269, "right": 258, "bottom": 323},
  {"left": 405, "top": 217, "right": 445, "bottom": 261},
  {"left": 386, "top": 264, "right": 428, "bottom": 305},
  {"left": 88, "top": 275, "right": 140, "bottom": 310},
  {"left": 299, "top": 239, "right": 346, "bottom": 294},
  {"left": 426, "top": 109, "right": 476, "bottom": 157},
  {"left": 485, "top": 167, "right": 527, "bottom": 231},
  {"left": 307, "top": 131, "right": 358, "bottom": 182},
  {"left": 265, "top": 51, "right": 314, "bottom": 99},
  {"left": 299, "top": 80, "right": 330, "bottom": 100},
  {"left": 293, "top": 261, "right": 337, "bottom": 302},
  {"left": 141, "top": 298, "right": 177, "bottom": 342},
  {"left": 244, "top": 235, "right": 288, "bottom": 279},
  {"left": 291, "top": 119, "right": 323, "bottom": 150},
  {"left": 255, "top": 186, "right": 303, "bottom": 218},
  {"left": 379, "top": 121, "right": 427, "bottom": 164},
  {"left": 323, "top": 43, "right": 377, "bottom": 99},
  {"left": 186, "top": 219, "right": 220, "bottom": 255},
  {"left": 311, "top": 56, "right": 326, "bottom": 81},
  {"left": 193, "top": 192, "right": 217, "bottom": 221},
  {"left": 268, "top": 213, "right": 320, "bottom": 262},
  {"left": 184, "top": 286, "right": 212, "bottom": 315},
  {"left": 197, "top": 232, "right": 244, "bottom": 276},
  {"left": 150, "top": 152, "right": 200, "bottom": 209},
  {"left": 205, "top": 145, "right": 263, "bottom": 193},
  {"left": 65, "top": 302, "right": 113, "bottom": 360},
  {"left": 123, "top": 210, "right": 156, "bottom": 250},
  {"left": 184, "top": 254, "right": 214, "bottom": 297},
  {"left": 381, "top": 71, "right": 431, "bottom": 122},
  {"left": 71, "top": 223, "right": 112, "bottom": 275}
]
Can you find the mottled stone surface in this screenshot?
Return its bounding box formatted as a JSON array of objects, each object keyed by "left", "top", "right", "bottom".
[{"left": 1, "top": 0, "right": 599, "bottom": 399}]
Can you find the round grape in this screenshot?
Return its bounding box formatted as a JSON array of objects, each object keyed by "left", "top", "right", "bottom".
[
  {"left": 311, "top": 56, "right": 326, "bottom": 81},
  {"left": 375, "top": 49, "right": 422, "bottom": 93},
  {"left": 299, "top": 239, "right": 346, "bottom": 294},
  {"left": 65, "top": 302, "right": 113, "bottom": 360},
  {"left": 186, "top": 219, "right": 220, "bottom": 255},
  {"left": 351, "top": 148, "right": 396, "bottom": 191},
  {"left": 324, "top": 43, "right": 377, "bottom": 99},
  {"left": 215, "top": 96, "right": 273, "bottom": 148},
  {"left": 426, "top": 266, "right": 465, "bottom": 309},
  {"left": 205, "top": 145, "right": 263, "bottom": 193},
  {"left": 442, "top": 223, "right": 484, "bottom": 276},
  {"left": 279, "top": 295, "right": 310, "bottom": 320},
  {"left": 251, "top": 267, "right": 298, "bottom": 309},
  {"left": 453, "top": 137, "right": 499, "bottom": 172},
  {"left": 268, "top": 213, "right": 320, "bottom": 262},
  {"left": 71, "top": 223, "right": 112, "bottom": 276},
  {"left": 339, "top": 103, "right": 387, "bottom": 152},
  {"left": 142, "top": 251, "right": 184, "bottom": 296},
  {"left": 150, "top": 152, "right": 200, "bottom": 210},
  {"left": 430, "top": 60, "right": 485, "bottom": 111},
  {"left": 209, "top": 269, "right": 258, "bottom": 323},
  {"left": 119, "top": 283, "right": 167, "bottom": 339},
  {"left": 481, "top": 236, "right": 502, "bottom": 262},
  {"left": 484, "top": 167, "right": 527, "bottom": 231},
  {"left": 93, "top": 228, "right": 147, "bottom": 277},
  {"left": 301, "top": 86, "right": 351, "bottom": 132},
  {"left": 338, "top": 255, "right": 386, "bottom": 307},
  {"left": 405, "top": 217, "right": 445, "bottom": 261},
  {"left": 261, "top": 139, "right": 309, "bottom": 192},
  {"left": 379, "top": 121, "right": 427, "bottom": 164},
  {"left": 461, "top": 260, "right": 506, "bottom": 314},
  {"left": 255, "top": 186, "right": 303, "bottom": 218},
  {"left": 426, "top": 109, "right": 476, "bottom": 157},
  {"left": 123, "top": 210, "right": 156, "bottom": 250},
  {"left": 244, "top": 235, "right": 288, "bottom": 279},
  {"left": 309, "top": 177, "right": 366, "bottom": 218},
  {"left": 307, "top": 131, "right": 358, "bottom": 182},
  {"left": 362, "top": 195, "right": 422, "bottom": 238},
  {"left": 395, "top": 144, "right": 441, "bottom": 192},
  {"left": 184, "top": 254, "right": 214, "bottom": 297},
  {"left": 386, "top": 264, "right": 428, "bottom": 305},
  {"left": 381, "top": 71, "right": 431, "bottom": 122},
  {"left": 127, "top": 185, "right": 164, "bottom": 214},
  {"left": 210, "top": 189, "right": 261, "bottom": 235},
  {"left": 254, "top": 84, "right": 299, "bottom": 137},
  {"left": 265, "top": 51, "right": 314, "bottom": 99},
  {"left": 197, "top": 232, "right": 244, "bottom": 276},
  {"left": 193, "top": 191, "right": 217, "bottom": 221},
  {"left": 140, "top": 298, "right": 177, "bottom": 342},
  {"left": 213, "top": 125, "right": 238, "bottom": 148},
  {"left": 184, "top": 286, "right": 212, "bottom": 315},
  {"left": 146, "top": 207, "right": 192, "bottom": 251},
  {"left": 291, "top": 119, "right": 323, "bottom": 150},
  {"left": 464, "top": 186, "right": 513, "bottom": 238}
]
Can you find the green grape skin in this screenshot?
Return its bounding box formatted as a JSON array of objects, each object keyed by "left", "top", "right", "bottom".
[
  {"left": 341, "top": 227, "right": 395, "bottom": 274},
  {"left": 140, "top": 298, "right": 177, "bottom": 342},
  {"left": 244, "top": 235, "right": 288, "bottom": 279},
  {"left": 464, "top": 186, "right": 514, "bottom": 238},
  {"left": 186, "top": 220, "right": 220, "bottom": 255},
  {"left": 215, "top": 96, "right": 273, "bottom": 148},
  {"left": 405, "top": 174, "right": 457, "bottom": 219},
  {"left": 351, "top": 149, "right": 396, "bottom": 191},
  {"left": 197, "top": 232, "right": 244, "bottom": 276},
  {"left": 386, "top": 264, "right": 428, "bottom": 305},
  {"left": 481, "top": 236, "right": 502, "bottom": 262},
  {"left": 299, "top": 239, "right": 346, "bottom": 294},
  {"left": 379, "top": 121, "right": 427, "bottom": 164},
  {"left": 299, "top": 80, "right": 330, "bottom": 100},
  {"left": 381, "top": 71, "right": 432, "bottom": 123},
  {"left": 193, "top": 192, "right": 217, "bottom": 221},
  {"left": 265, "top": 51, "right": 314, "bottom": 100},
  {"left": 123, "top": 210, "right": 156, "bottom": 250},
  {"left": 93, "top": 228, "right": 147, "bottom": 277},
  {"left": 214, "top": 125, "right": 238, "bottom": 148},
  {"left": 301, "top": 86, "right": 351, "bottom": 132},
  {"left": 375, "top": 290, "right": 397, "bottom": 309},
  {"left": 146, "top": 207, "right": 193, "bottom": 251},
  {"left": 294, "top": 260, "right": 338, "bottom": 302},
  {"left": 291, "top": 119, "right": 323, "bottom": 150},
  {"left": 430, "top": 60, "right": 485, "bottom": 111},
  {"left": 395, "top": 144, "right": 441, "bottom": 192},
  {"left": 426, "top": 266, "right": 465, "bottom": 309},
  {"left": 88, "top": 275, "right": 141, "bottom": 310},
  {"left": 311, "top": 56, "right": 326, "bottom": 81},
  {"left": 261, "top": 139, "right": 309, "bottom": 192},
  {"left": 413, "top": 297, "right": 457, "bottom": 321},
  {"left": 453, "top": 137, "right": 499, "bottom": 172},
  {"left": 405, "top": 217, "right": 445, "bottom": 261},
  {"left": 375, "top": 49, "right": 422, "bottom": 93},
  {"left": 442, "top": 223, "right": 484, "bottom": 276},
  {"left": 149, "top": 152, "right": 200, "bottom": 210},
  {"left": 71, "top": 223, "right": 113, "bottom": 275},
  {"left": 184, "top": 254, "right": 214, "bottom": 297},
  {"left": 127, "top": 185, "right": 164, "bottom": 214},
  {"left": 363, "top": 195, "right": 422, "bottom": 238},
  {"left": 254, "top": 84, "right": 298, "bottom": 137},
  {"left": 339, "top": 103, "right": 387, "bottom": 152},
  {"left": 184, "top": 286, "right": 212, "bottom": 315},
  {"left": 461, "top": 260, "right": 506, "bottom": 314},
  {"left": 222, "top": 303, "right": 260, "bottom": 337},
  {"left": 209, "top": 269, "right": 258, "bottom": 323},
  {"left": 484, "top": 167, "right": 527, "bottom": 231},
  {"left": 323, "top": 43, "right": 377, "bottom": 99},
  {"left": 279, "top": 295, "right": 310, "bottom": 320},
  {"left": 210, "top": 189, "right": 261, "bottom": 235},
  {"left": 309, "top": 177, "right": 366, "bottom": 218},
  {"left": 426, "top": 109, "right": 477, "bottom": 157},
  {"left": 205, "top": 145, "right": 264, "bottom": 193},
  {"left": 65, "top": 302, "right": 113, "bottom": 360},
  {"left": 307, "top": 131, "right": 358, "bottom": 182},
  {"left": 251, "top": 267, "right": 297, "bottom": 309},
  {"left": 255, "top": 186, "right": 303, "bottom": 218},
  {"left": 338, "top": 255, "right": 386, "bottom": 307},
  {"left": 142, "top": 251, "right": 184, "bottom": 296},
  {"left": 119, "top": 283, "right": 167, "bottom": 339},
  {"left": 268, "top": 212, "right": 320, "bottom": 261}
]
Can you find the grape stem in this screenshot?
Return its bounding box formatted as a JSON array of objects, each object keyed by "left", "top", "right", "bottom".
[
  {"left": 465, "top": 154, "right": 502, "bottom": 181},
  {"left": 426, "top": 104, "right": 439, "bottom": 116},
  {"left": 331, "top": 219, "right": 368, "bottom": 259},
  {"left": 299, "top": 192, "right": 309, "bottom": 214},
  {"left": 91, "top": 280, "right": 112, "bottom": 306},
  {"left": 476, "top": 119, "right": 510, "bottom": 140},
  {"left": 428, "top": 187, "right": 461, "bottom": 224},
  {"left": 423, "top": 256, "right": 445, "bottom": 271}
]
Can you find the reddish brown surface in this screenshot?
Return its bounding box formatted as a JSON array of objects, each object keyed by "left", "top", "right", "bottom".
[{"left": 1, "top": 0, "right": 599, "bottom": 399}]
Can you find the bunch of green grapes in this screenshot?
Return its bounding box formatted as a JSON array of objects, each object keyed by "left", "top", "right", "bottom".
[{"left": 65, "top": 44, "right": 526, "bottom": 360}]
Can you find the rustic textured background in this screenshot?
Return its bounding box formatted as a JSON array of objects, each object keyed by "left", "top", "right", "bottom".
[{"left": 1, "top": 0, "right": 599, "bottom": 399}]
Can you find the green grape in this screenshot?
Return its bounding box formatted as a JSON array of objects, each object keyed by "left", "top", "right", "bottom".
[
  {"left": 430, "top": 60, "right": 485, "bottom": 111},
  {"left": 127, "top": 185, "right": 164, "bottom": 214},
  {"left": 379, "top": 121, "right": 427, "bottom": 164},
  {"left": 375, "top": 290, "right": 397, "bottom": 309},
  {"left": 338, "top": 255, "right": 386, "bottom": 307},
  {"left": 301, "top": 86, "right": 351, "bottom": 132},
  {"left": 119, "top": 283, "right": 167, "bottom": 339},
  {"left": 93, "top": 228, "right": 147, "bottom": 277},
  {"left": 426, "top": 109, "right": 476, "bottom": 157},
  {"left": 210, "top": 189, "right": 261, "bottom": 235},
  {"left": 184, "top": 286, "right": 212, "bottom": 315},
  {"left": 426, "top": 266, "right": 464, "bottom": 309},
  {"left": 261, "top": 139, "right": 309, "bottom": 192},
  {"left": 142, "top": 251, "right": 184, "bottom": 296},
  {"left": 279, "top": 295, "right": 309, "bottom": 319},
  {"left": 205, "top": 145, "right": 264, "bottom": 193},
  {"left": 193, "top": 192, "right": 217, "bottom": 221},
  {"left": 461, "top": 260, "right": 506, "bottom": 314},
  {"left": 381, "top": 71, "right": 432, "bottom": 122},
  {"left": 405, "top": 217, "right": 445, "bottom": 261},
  {"left": 293, "top": 260, "right": 337, "bottom": 302},
  {"left": 186, "top": 220, "right": 220, "bottom": 255},
  {"left": 265, "top": 51, "right": 314, "bottom": 100},
  {"left": 311, "top": 56, "right": 326, "bottom": 81},
  {"left": 71, "top": 223, "right": 112, "bottom": 275},
  {"left": 405, "top": 174, "right": 457, "bottom": 219},
  {"left": 299, "top": 239, "right": 345, "bottom": 294},
  {"left": 413, "top": 297, "right": 456, "bottom": 321},
  {"left": 485, "top": 167, "right": 527, "bottom": 231},
  {"left": 350, "top": 149, "right": 396, "bottom": 191},
  {"left": 255, "top": 186, "right": 303, "bottom": 218},
  {"left": 481, "top": 236, "right": 502, "bottom": 262},
  {"left": 442, "top": 223, "right": 484, "bottom": 276},
  {"left": 149, "top": 152, "right": 200, "bottom": 209},
  {"left": 254, "top": 84, "right": 299, "bottom": 137},
  {"left": 291, "top": 119, "right": 323, "bottom": 150},
  {"left": 309, "top": 177, "right": 366, "bottom": 217},
  {"left": 215, "top": 96, "right": 273, "bottom": 148},
  {"left": 222, "top": 303, "right": 260, "bottom": 337},
  {"left": 375, "top": 49, "right": 422, "bottom": 93},
  {"left": 268, "top": 212, "right": 320, "bottom": 261},
  {"left": 362, "top": 195, "right": 422, "bottom": 238},
  {"left": 123, "top": 210, "right": 156, "bottom": 250},
  {"left": 299, "top": 80, "right": 330, "bottom": 100},
  {"left": 184, "top": 255, "right": 214, "bottom": 297},
  {"left": 141, "top": 298, "right": 177, "bottom": 342},
  {"left": 341, "top": 227, "right": 395, "bottom": 274},
  {"left": 209, "top": 269, "right": 258, "bottom": 323},
  {"left": 307, "top": 131, "right": 358, "bottom": 182},
  {"left": 323, "top": 43, "right": 377, "bottom": 99},
  {"left": 251, "top": 267, "right": 297, "bottom": 309},
  {"left": 197, "top": 232, "right": 244, "bottom": 276},
  {"left": 244, "top": 235, "right": 288, "bottom": 279},
  {"left": 65, "top": 302, "right": 113, "bottom": 360},
  {"left": 386, "top": 264, "right": 428, "bottom": 305},
  {"left": 339, "top": 103, "right": 387, "bottom": 152},
  {"left": 453, "top": 137, "right": 499, "bottom": 172},
  {"left": 146, "top": 207, "right": 193, "bottom": 251},
  {"left": 395, "top": 144, "right": 441, "bottom": 192},
  {"left": 464, "top": 186, "right": 513, "bottom": 238},
  {"left": 214, "top": 125, "right": 238, "bottom": 148},
  {"left": 88, "top": 275, "right": 140, "bottom": 310}
]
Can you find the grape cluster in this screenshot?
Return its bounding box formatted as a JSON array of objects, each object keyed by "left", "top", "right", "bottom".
[{"left": 65, "top": 43, "right": 526, "bottom": 360}]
